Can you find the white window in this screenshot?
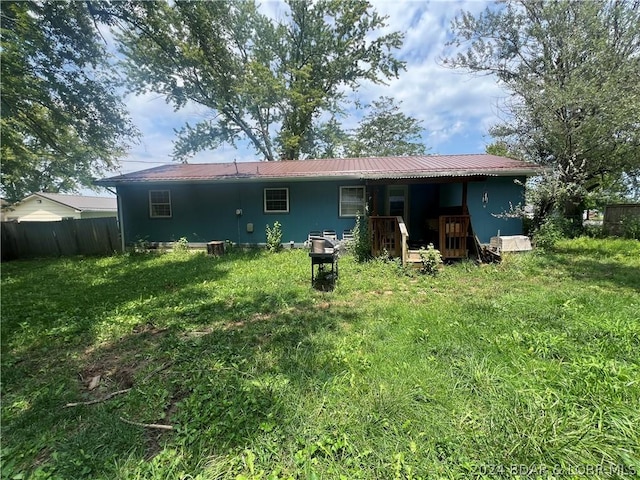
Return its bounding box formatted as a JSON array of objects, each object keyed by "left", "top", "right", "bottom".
[
  {"left": 340, "top": 186, "right": 366, "bottom": 217},
  {"left": 264, "top": 188, "right": 289, "bottom": 213},
  {"left": 149, "top": 190, "right": 172, "bottom": 218}
]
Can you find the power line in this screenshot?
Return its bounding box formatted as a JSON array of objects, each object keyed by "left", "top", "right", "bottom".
[{"left": 119, "top": 160, "right": 168, "bottom": 164}]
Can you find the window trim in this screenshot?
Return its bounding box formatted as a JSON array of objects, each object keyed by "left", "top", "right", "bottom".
[
  {"left": 339, "top": 185, "right": 366, "bottom": 218},
  {"left": 149, "top": 190, "right": 172, "bottom": 218},
  {"left": 264, "top": 187, "right": 289, "bottom": 213}
]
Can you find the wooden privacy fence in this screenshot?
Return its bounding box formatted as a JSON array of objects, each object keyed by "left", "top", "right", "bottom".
[
  {"left": 1, "top": 217, "right": 120, "bottom": 261},
  {"left": 603, "top": 204, "right": 640, "bottom": 236}
]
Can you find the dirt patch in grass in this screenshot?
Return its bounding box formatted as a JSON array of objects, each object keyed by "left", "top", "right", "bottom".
[
  {"left": 143, "top": 431, "right": 165, "bottom": 460},
  {"left": 79, "top": 362, "right": 138, "bottom": 392},
  {"left": 131, "top": 321, "right": 169, "bottom": 336},
  {"left": 78, "top": 322, "right": 172, "bottom": 395}
]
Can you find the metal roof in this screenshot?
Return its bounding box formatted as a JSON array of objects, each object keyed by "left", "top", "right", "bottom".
[{"left": 95, "top": 155, "right": 540, "bottom": 186}]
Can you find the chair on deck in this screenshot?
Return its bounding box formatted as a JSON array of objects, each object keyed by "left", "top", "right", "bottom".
[
  {"left": 322, "top": 229, "right": 337, "bottom": 240},
  {"left": 306, "top": 231, "right": 322, "bottom": 247}
]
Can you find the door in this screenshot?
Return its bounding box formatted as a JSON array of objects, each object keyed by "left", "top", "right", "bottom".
[{"left": 387, "top": 185, "right": 408, "bottom": 223}]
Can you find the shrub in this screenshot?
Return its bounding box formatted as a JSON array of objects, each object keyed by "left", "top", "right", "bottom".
[
  {"left": 266, "top": 221, "right": 283, "bottom": 252},
  {"left": 583, "top": 223, "right": 605, "bottom": 239},
  {"left": 173, "top": 236, "right": 190, "bottom": 253},
  {"left": 351, "top": 211, "right": 372, "bottom": 262},
  {"left": 533, "top": 215, "right": 576, "bottom": 250},
  {"left": 621, "top": 214, "right": 640, "bottom": 240},
  {"left": 132, "top": 237, "right": 150, "bottom": 253},
  {"left": 418, "top": 243, "right": 442, "bottom": 276}
]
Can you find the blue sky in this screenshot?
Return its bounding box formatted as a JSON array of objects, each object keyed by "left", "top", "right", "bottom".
[{"left": 111, "top": 1, "right": 504, "bottom": 178}]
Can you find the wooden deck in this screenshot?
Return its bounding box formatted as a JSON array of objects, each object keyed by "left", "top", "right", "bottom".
[
  {"left": 370, "top": 216, "right": 408, "bottom": 263},
  {"left": 370, "top": 214, "right": 473, "bottom": 265},
  {"left": 406, "top": 250, "right": 423, "bottom": 264},
  {"left": 439, "top": 215, "right": 470, "bottom": 259}
]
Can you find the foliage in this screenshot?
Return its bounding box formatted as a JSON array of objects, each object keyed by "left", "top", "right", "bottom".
[
  {"left": 532, "top": 214, "right": 583, "bottom": 250},
  {"left": 347, "top": 97, "right": 428, "bottom": 158},
  {"left": 116, "top": 0, "right": 405, "bottom": 162},
  {"left": 173, "top": 236, "right": 190, "bottom": 253},
  {"left": 224, "top": 239, "right": 236, "bottom": 252},
  {"left": 132, "top": 237, "right": 150, "bottom": 253},
  {"left": 1, "top": 239, "right": 639, "bottom": 478},
  {"left": 485, "top": 140, "right": 520, "bottom": 159},
  {"left": 620, "top": 214, "right": 640, "bottom": 240},
  {"left": 305, "top": 115, "right": 352, "bottom": 159},
  {"left": 524, "top": 163, "right": 588, "bottom": 232},
  {"left": 582, "top": 223, "right": 606, "bottom": 239},
  {"left": 265, "top": 221, "right": 283, "bottom": 252},
  {"left": 0, "top": 1, "right": 137, "bottom": 203},
  {"left": 418, "top": 243, "right": 443, "bottom": 276},
  {"left": 350, "top": 211, "right": 372, "bottom": 262},
  {"left": 445, "top": 0, "right": 640, "bottom": 221},
  {"left": 303, "top": 96, "right": 429, "bottom": 159}
]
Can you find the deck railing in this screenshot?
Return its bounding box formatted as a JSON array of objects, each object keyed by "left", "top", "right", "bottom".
[
  {"left": 369, "top": 216, "right": 409, "bottom": 265},
  {"left": 438, "top": 215, "right": 470, "bottom": 258}
]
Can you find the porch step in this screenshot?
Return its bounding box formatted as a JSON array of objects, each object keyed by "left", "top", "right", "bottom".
[{"left": 407, "top": 250, "right": 423, "bottom": 264}]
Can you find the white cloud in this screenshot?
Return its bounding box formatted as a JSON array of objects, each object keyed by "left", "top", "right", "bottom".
[
  {"left": 119, "top": 0, "right": 505, "bottom": 173},
  {"left": 118, "top": 93, "right": 246, "bottom": 174},
  {"left": 358, "top": 0, "right": 506, "bottom": 153}
]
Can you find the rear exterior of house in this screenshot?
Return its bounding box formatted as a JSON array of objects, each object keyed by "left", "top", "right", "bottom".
[{"left": 96, "top": 155, "right": 538, "bottom": 257}]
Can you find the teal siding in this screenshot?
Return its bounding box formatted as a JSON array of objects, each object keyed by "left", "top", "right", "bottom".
[
  {"left": 117, "top": 176, "right": 526, "bottom": 246},
  {"left": 439, "top": 177, "right": 525, "bottom": 243},
  {"left": 117, "top": 180, "right": 363, "bottom": 245}
]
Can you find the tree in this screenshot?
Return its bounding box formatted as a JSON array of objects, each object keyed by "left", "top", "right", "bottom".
[
  {"left": 485, "top": 141, "right": 516, "bottom": 158},
  {"left": 347, "top": 97, "right": 427, "bottom": 157},
  {"left": 445, "top": 0, "right": 640, "bottom": 223},
  {"left": 0, "top": 1, "right": 137, "bottom": 203},
  {"left": 294, "top": 97, "right": 429, "bottom": 159},
  {"left": 116, "top": 0, "right": 405, "bottom": 162},
  {"left": 304, "top": 116, "right": 352, "bottom": 159}
]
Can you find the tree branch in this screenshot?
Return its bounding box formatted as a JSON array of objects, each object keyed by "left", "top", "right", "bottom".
[
  {"left": 119, "top": 417, "right": 174, "bottom": 431},
  {"left": 64, "top": 388, "right": 131, "bottom": 408}
]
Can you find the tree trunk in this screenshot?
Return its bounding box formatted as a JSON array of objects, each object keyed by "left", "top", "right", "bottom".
[{"left": 562, "top": 195, "right": 585, "bottom": 236}]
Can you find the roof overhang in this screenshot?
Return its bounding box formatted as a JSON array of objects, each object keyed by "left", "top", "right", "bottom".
[
  {"left": 95, "top": 155, "right": 544, "bottom": 187},
  {"left": 95, "top": 169, "right": 539, "bottom": 187}
]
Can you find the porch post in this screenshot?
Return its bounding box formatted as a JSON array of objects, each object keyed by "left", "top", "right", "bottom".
[
  {"left": 462, "top": 182, "right": 469, "bottom": 215},
  {"left": 371, "top": 186, "right": 379, "bottom": 215}
]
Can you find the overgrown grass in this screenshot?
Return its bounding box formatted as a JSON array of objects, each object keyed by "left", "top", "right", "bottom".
[{"left": 2, "top": 238, "right": 639, "bottom": 479}]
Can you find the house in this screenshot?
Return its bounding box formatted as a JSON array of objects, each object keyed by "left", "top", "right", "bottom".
[
  {"left": 0, "top": 199, "right": 9, "bottom": 222},
  {"left": 3, "top": 192, "right": 117, "bottom": 222},
  {"left": 95, "top": 154, "right": 540, "bottom": 259}
]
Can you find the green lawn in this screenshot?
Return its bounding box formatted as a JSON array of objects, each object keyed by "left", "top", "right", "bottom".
[{"left": 1, "top": 238, "right": 639, "bottom": 479}]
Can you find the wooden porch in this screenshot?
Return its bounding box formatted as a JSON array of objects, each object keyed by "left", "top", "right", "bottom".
[
  {"left": 369, "top": 216, "right": 408, "bottom": 261},
  {"left": 370, "top": 214, "right": 472, "bottom": 265}
]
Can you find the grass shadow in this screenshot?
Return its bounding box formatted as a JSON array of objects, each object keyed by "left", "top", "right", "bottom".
[
  {"left": 0, "top": 251, "right": 240, "bottom": 356},
  {"left": 2, "top": 249, "right": 366, "bottom": 476},
  {"left": 542, "top": 249, "right": 640, "bottom": 291}
]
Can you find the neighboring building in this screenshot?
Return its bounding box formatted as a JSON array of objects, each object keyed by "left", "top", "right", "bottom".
[
  {"left": 3, "top": 192, "right": 117, "bottom": 222},
  {"left": 0, "top": 199, "right": 9, "bottom": 222},
  {"left": 95, "top": 154, "right": 539, "bottom": 257}
]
